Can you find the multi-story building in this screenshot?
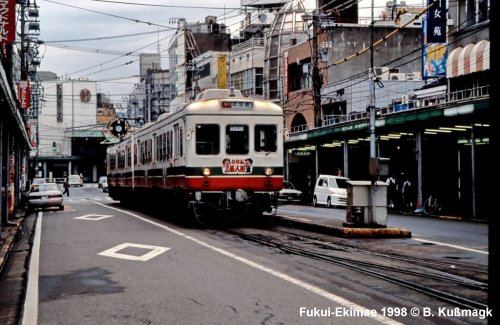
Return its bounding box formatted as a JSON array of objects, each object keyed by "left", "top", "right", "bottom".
[
  {"left": 280, "top": 0, "right": 491, "bottom": 219},
  {"left": 168, "top": 16, "right": 232, "bottom": 106},
  {"left": 32, "top": 76, "right": 108, "bottom": 182}
]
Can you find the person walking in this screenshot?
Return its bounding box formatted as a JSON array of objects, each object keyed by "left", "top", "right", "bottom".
[
  {"left": 402, "top": 177, "right": 414, "bottom": 213},
  {"left": 63, "top": 178, "right": 70, "bottom": 196},
  {"left": 386, "top": 174, "right": 397, "bottom": 210}
]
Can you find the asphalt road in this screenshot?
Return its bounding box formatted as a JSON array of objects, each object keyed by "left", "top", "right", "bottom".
[
  {"left": 29, "top": 186, "right": 392, "bottom": 325},
  {"left": 12, "top": 185, "right": 490, "bottom": 325}
]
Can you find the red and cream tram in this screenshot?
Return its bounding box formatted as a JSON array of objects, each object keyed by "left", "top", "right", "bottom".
[{"left": 106, "top": 89, "right": 284, "bottom": 222}]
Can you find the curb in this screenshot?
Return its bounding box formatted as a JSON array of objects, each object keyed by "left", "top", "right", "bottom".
[{"left": 275, "top": 216, "right": 412, "bottom": 238}]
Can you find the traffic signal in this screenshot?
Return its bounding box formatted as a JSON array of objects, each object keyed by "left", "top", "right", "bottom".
[{"left": 52, "top": 141, "right": 56, "bottom": 151}]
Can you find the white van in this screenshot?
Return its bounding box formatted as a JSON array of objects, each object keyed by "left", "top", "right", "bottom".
[{"left": 312, "top": 175, "right": 350, "bottom": 208}]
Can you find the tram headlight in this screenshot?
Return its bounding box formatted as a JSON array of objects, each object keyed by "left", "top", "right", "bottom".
[
  {"left": 264, "top": 167, "right": 273, "bottom": 176},
  {"left": 202, "top": 167, "right": 211, "bottom": 176}
]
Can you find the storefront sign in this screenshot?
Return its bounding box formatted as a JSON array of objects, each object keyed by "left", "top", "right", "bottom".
[
  {"left": 18, "top": 80, "right": 30, "bottom": 109},
  {"left": 0, "top": 0, "right": 16, "bottom": 44}
]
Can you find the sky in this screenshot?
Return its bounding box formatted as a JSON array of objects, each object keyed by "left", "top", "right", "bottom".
[{"left": 36, "top": 0, "right": 424, "bottom": 105}]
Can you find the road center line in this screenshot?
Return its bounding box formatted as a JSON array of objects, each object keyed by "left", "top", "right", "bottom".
[{"left": 96, "top": 201, "right": 402, "bottom": 325}]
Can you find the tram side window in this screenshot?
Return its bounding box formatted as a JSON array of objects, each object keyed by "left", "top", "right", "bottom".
[
  {"left": 134, "top": 141, "right": 138, "bottom": 165},
  {"left": 126, "top": 146, "right": 131, "bottom": 167},
  {"left": 174, "top": 124, "right": 184, "bottom": 157},
  {"left": 255, "top": 125, "right": 277, "bottom": 152},
  {"left": 226, "top": 125, "right": 249, "bottom": 155},
  {"left": 109, "top": 153, "right": 116, "bottom": 171},
  {"left": 166, "top": 131, "right": 173, "bottom": 159},
  {"left": 196, "top": 124, "right": 220, "bottom": 155},
  {"left": 118, "top": 150, "right": 125, "bottom": 169}
]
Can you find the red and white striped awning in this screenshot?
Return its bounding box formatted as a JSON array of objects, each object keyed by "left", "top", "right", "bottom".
[{"left": 446, "top": 40, "right": 490, "bottom": 78}]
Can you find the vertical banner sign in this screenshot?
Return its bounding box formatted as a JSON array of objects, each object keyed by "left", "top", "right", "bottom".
[
  {"left": 426, "top": 0, "right": 446, "bottom": 44},
  {"left": 18, "top": 80, "right": 31, "bottom": 109},
  {"left": 0, "top": 0, "right": 16, "bottom": 44},
  {"left": 422, "top": 15, "right": 447, "bottom": 79},
  {"left": 283, "top": 51, "right": 288, "bottom": 98},
  {"left": 217, "top": 55, "right": 227, "bottom": 89}
]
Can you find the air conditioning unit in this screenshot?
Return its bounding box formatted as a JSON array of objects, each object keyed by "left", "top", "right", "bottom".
[
  {"left": 370, "top": 66, "right": 389, "bottom": 80},
  {"left": 406, "top": 71, "right": 421, "bottom": 80},
  {"left": 401, "top": 95, "right": 409, "bottom": 104},
  {"left": 389, "top": 73, "right": 406, "bottom": 81}
]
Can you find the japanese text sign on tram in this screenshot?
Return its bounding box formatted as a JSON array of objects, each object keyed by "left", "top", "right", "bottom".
[
  {"left": 221, "top": 101, "right": 253, "bottom": 109},
  {"left": 426, "top": 0, "right": 447, "bottom": 44}
]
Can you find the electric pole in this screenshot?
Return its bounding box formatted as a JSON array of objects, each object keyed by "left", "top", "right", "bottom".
[{"left": 312, "top": 11, "right": 323, "bottom": 128}]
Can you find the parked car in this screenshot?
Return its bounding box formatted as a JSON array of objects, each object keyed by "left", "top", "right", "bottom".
[
  {"left": 67, "top": 174, "right": 83, "bottom": 187},
  {"left": 27, "top": 182, "right": 64, "bottom": 212},
  {"left": 102, "top": 177, "right": 108, "bottom": 193},
  {"left": 277, "top": 181, "right": 303, "bottom": 204},
  {"left": 98, "top": 176, "right": 107, "bottom": 188},
  {"left": 32, "top": 177, "right": 46, "bottom": 185},
  {"left": 312, "top": 174, "right": 350, "bottom": 208}
]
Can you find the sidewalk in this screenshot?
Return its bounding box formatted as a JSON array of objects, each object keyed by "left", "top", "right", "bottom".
[{"left": 0, "top": 210, "right": 31, "bottom": 325}]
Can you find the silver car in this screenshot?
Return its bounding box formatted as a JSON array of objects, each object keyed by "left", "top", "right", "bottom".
[
  {"left": 27, "top": 183, "right": 64, "bottom": 212},
  {"left": 277, "top": 181, "right": 303, "bottom": 204}
]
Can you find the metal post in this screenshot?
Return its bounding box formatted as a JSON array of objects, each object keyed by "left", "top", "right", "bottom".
[
  {"left": 471, "top": 124, "right": 476, "bottom": 218},
  {"left": 416, "top": 130, "right": 423, "bottom": 212}
]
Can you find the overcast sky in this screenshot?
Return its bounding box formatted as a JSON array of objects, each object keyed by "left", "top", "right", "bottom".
[{"left": 37, "top": 0, "right": 424, "bottom": 104}]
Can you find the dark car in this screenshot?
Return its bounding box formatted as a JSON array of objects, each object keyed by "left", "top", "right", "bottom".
[{"left": 27, "top": 182, "right": 64, "bottom": 212}]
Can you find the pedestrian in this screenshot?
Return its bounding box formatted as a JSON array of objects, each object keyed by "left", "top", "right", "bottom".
[
  {"left": 402, "top": 177, "right": 414, "bottom": 213},
  {"left": 386, "top": 174, "right": 397, "bottom": 209},
  {"left": 63, "top": 178, "right": 70, "bottom": 196}
]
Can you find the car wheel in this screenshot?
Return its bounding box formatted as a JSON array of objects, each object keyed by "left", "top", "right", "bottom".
[
  {"left": 327, "top": 197, "right": 332, "bottom": 208},
  {"left": 59, "top": 205, "right": 64, "bottom": 211},
  {"left": 312, "top": 195, "right": 318, "bottom": 207}
]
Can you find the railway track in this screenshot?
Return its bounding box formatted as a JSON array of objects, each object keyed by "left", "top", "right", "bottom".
[{"left": 224, "top": 226, "right": 488, "bottom": 312}]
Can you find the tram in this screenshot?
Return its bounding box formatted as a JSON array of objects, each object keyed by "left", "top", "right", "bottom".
[{"left": 106, "top": 89, "right": 284, "bottom": 222}]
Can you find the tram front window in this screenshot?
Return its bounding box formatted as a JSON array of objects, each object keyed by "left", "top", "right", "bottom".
[
  {"left": 226, "top": 125, "right": 249, "bottom": 154},
  {"left": 196, "top": 124, "right": 220, "bottom": 155},
  {"left": 255, "top": 125, "right": 277, "bottom": 152}
]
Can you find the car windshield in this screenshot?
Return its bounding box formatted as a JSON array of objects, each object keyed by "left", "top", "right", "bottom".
[
  {"left": 32, "top": 183, "right": 60, "bottom": 192},
  {"left": 283, "top": 182, "right": 295, "bottom": 189},
  {"left": 32, "top": 178, "right": 46, "bottom": 185},
  {"left": 334, "top": 178, "right": 349, "bottom": 189}
]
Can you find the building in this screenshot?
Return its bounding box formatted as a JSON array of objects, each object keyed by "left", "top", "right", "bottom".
[
  {"left": 30, "top": 76, "right": 107, "bottom": 182},
  {"left": 168, "top": 16, "right": 232, "bottom": 106},
  {"left": 280, "top": 0, "right": 491, "bottom": 219}
]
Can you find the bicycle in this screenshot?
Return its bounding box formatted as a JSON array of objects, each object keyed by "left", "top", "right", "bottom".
[{"left": 423, "top": 194, "right": 441, "bottom": 215}]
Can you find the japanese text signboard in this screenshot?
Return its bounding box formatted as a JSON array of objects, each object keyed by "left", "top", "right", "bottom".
[
  {"left": 18, "top": 80, "right": 31, "bottom": 109},
  {"left": 0, "top": 0, "right": 16, "bottom": 44},
  {"left": 426, "top": 0, "right": 446, "bottom": 44}
]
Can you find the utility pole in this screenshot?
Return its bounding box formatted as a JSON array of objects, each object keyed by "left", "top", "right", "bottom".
[
  {"left": 312, "top": 11, "right": 323, "bottom": 128},
  {"left": 369, "top": 2, "right": 376, "bottom": 159}
]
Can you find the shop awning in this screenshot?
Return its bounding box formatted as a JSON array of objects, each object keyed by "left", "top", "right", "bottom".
[{"left": 446, "top": 40, "right": 490, "bottom": 78}]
